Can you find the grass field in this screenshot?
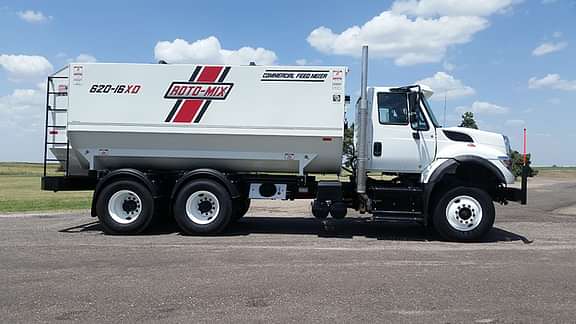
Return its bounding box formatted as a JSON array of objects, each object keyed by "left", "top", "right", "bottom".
[
  {"left": 535, "top": 167, "right": 576, "bottom": 179},
  {"left": 0, "top": 163, "right": 91, "bottom": 213}
]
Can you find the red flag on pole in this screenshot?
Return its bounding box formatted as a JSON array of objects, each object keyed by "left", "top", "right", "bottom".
[{"left": 523, "top": 128, "right": 527, "bottom": 166}]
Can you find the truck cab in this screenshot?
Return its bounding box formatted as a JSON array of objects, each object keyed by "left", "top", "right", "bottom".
[
  {"left": 347, "top": 83, "right": 525, "bottom": 241},
  {"left": 364, "top": 85, "right": 516, "bottom": 187}
]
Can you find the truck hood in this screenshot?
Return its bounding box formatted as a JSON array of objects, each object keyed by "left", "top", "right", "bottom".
[{"left": 443, "top": 127, "right": 506, "bottom": 148}]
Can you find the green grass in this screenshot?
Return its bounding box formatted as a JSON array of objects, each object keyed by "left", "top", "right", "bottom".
[
  {"left": 0, "top": 163, "right": 91, "bottom": 213},
  {"left": 534, "top": 166, "right": 576, "bottom": 179}
]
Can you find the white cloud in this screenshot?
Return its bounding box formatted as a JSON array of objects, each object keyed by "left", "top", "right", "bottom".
[
  {"left": 391, "top": 0, "right": 519, "bottom": 17},
  {"left": 528, "top": 74, "right": 576, "bottom": 91},
  {"left": 532, "top": 41, "right": 567, "bottom": 56},
  {"left": 442, "top": 61, "right": 455, "bottom": 71},
  {"left": 307, "top": 0, "right": 524, "bottom": 66},
  {"left": 505, "top": 119, "right": 525, "bottom": 127},
  {"left": 0, "top": 54, "right": 53, "bottom": 80},
  {"left": 154, "top": 36, "right": 277, "bottom": 65},
  {"left": 307, "top": 12, "right": 488, "bottom": 66},
  {"left": 0, "top": 87, "right": 44, "bottom": 130},
  {"left": 17, "top": 10, "right": 51, "bottom": 23},
  {"left": 0, "top": 86, "right": 46, "bottom": 161},
  {"left": 417, "top": 72, "right": 475, "bottom": 100},
  {"left": 71, "top": 54, "right": 98, "bottom": 63},
  {"left": 456, "top": 101, "right": 509, "bottom": 115},
  {"left": 295, "top": 58, "right": 323, "bottom": 66}
]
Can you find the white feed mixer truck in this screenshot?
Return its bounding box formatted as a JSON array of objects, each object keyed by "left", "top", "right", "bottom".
[{"left": 42, "top": 46, "right": 527, "bottom": 241}]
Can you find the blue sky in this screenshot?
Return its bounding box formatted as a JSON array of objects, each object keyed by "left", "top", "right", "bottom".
[{"left": 0, "top": 0, "right": 575, "bottom": 165}]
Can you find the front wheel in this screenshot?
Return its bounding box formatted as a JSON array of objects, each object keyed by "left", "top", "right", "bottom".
[{"left": 432, "top": 187, "right": 495, "bottom": 242}]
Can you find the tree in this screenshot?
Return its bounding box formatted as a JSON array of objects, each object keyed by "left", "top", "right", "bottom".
[
  {"left": 510, "top": 150, "right": 538, "bottom": 178},
  {"left": 459, "top": 112, "right": 478, "bottom": 129},
  {"left": 342, "top": 123, "right": 355, "bottom": 168}
]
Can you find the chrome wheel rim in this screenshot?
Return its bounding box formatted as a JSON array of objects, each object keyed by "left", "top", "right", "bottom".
[
  {"left": 108, "top": 190, "right": 142, "bottom": 224},
  {"left": 446, "top": 195, "right": 483, "bottom": 231},
  {"left": 185, "top": 191, "right": 220, "bottom": 225}
]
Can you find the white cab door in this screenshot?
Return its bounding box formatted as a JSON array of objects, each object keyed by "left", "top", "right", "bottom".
[{"left": 369, "top": 91, "right": 436, "bottom": 173}]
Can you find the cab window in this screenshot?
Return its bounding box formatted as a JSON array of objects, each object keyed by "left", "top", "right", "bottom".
[{"left": 377, "top": 92, "right": 408, "bottom": 125}]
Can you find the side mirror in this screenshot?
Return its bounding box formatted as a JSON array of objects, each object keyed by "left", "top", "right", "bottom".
[
  {"left": 409, "top": 111, "right": 418, "bottom": 124},
  {"left": 408, "top": 92, "right": 420, "bottom": 113},
  {"left": 408, "top": 92, "right": 420, "bottom": 123}
]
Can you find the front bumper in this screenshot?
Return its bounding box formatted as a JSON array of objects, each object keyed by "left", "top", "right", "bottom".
[
  {"left": 503, "top": 188, "right": 526, "bottom": 204},
  {"left": 502, "top": 165, "right": 528, "bottom": 205}
]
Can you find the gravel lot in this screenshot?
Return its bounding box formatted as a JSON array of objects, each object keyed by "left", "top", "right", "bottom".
[{"left": 1, "top": 177, "right": 576, "bottom": 323}]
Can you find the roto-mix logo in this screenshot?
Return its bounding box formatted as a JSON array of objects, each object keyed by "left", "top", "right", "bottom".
[{"left": 164, "top": 66, "right": 232, "bottom": 123}]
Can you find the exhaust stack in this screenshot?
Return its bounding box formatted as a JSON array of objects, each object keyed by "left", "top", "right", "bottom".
[{"left": 356, "top": 45, "right": 369, "bottom": 194}]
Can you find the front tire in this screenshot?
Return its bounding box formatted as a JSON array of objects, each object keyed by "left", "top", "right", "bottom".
[
  {"left": 432, "top": 186, "right": 495, "bottom": 242},
  {"left": 173, "top": 179, "right": 232, "bottom": 234},
  {"left": 96, "top": 180, "right": 155, "bottom": 235}
]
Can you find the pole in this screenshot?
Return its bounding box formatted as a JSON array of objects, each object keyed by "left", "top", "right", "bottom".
[
  {"left": 356, "top": 46, "right": 369, "bottom": 194},
  {"left": 443, "top": 91, "right": 447, "bottom": 127},
  {"left": 523, "top": 128, "right": 527, "bottom": 165},
  {"left": 521, "top": 128, "right": 528, "bottom": 205}
]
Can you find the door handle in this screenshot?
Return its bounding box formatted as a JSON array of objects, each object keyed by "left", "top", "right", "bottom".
[
  {"left": 412, "top": 132, "right": 420, "bottom": 140},
  {"left": 373, "top": 142, "right": 382, "bottom": 157}
]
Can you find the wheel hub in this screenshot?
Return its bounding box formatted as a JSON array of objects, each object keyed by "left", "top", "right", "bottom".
[
  {"left": 107, "top": 190, "right": 142, "bottom": 224},
  {"left": 446, "top": 195, "right": 483, "bottom": 232},
  {"left": 457, "top": 206, "right": 472, "bottom": 220},
  {"left": 122, "top": 199, "right": 138, "bottom": 213},
  {"left": 185, "top": 191, "right": 221, "bottom": 225},
  {"left": 198, "top": 199, "right": 214, "bottom": 214}
]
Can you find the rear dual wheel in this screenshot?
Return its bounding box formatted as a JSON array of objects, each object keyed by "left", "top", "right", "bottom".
[
  {"left": 173, "top": 179, "right": 232, "bottom": 234},
  {"left": 96, "top": 180, "right": 155, "bottom": 235},
  {"left": 232, "top": 198, "right": 251, "bottom": 220},
  {"left": 329, "top": 202, "right": 347, "bottom": 219},
  {"left": 311, "top": 200, "right": 347, "bottom": 219}
]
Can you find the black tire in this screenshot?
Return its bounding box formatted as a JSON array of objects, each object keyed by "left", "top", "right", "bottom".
[
  {"left": 311, "top": 200, "right": 329, "bottom": 219},
  {"left": 96, "top": 180, "right": 155, "bottom": 235},
  {"left": 330, "top": 201, "right": 348, "bottom": 219},
  {"left": 232, "top": 198, "right": 251, "bottom": 220},
  {"left": 432, "top": 186, "right": 495, "bottom": 242},
  {"left": 173, "top": 179, "right": 232, "bottom": 234}
]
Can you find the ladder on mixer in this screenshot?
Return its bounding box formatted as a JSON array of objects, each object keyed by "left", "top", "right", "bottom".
[{"left": 42, "top": 75, "right": 70, "bottom": 177}]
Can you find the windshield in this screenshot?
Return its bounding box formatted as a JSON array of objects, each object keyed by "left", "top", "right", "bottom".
[{"left": 422, "top": 96, "right": 441, "bottom": 128}]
